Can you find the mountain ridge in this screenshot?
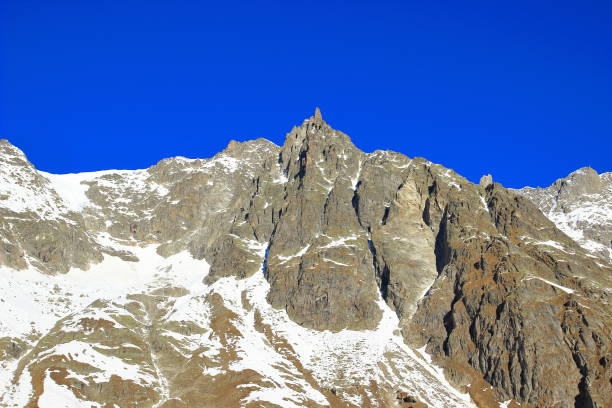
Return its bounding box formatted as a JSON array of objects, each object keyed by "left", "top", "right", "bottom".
[
  {"left": 0, "top": 111, "right": 610, "bottom": 408},
  {"left": 514, "top": 167, "right": 611, "bottom": 263}
]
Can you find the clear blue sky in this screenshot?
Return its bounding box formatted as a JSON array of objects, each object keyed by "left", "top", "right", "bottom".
[{"left": 1, "top": 0, "right": 610, "bottom": 188}]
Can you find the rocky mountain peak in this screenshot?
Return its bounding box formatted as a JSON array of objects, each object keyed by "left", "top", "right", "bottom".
[
  {"left": 298, "top": 109, "right": 355, "bottom": 148},
  {"left": 277, "top": 110, "right": 361, "bottom": 190},
  {"left": 226, "top": 139, "right": 241, "bottom": 151},
  {"left": 515, "top": 166, "right": 612, "bottom": 262},
  {"left": 0, "top": 139, "right": 29, "bottom": 164},
  {"left": 290, "top": 107, "right": 340, "bottom": 144},
  {"left": 557, "top": 166, "right": 602, "bottom": 196},
  {"left": 1, "top": 116, "right": 610, "bottom": 408},
  {"left": 314, "top": 106, "right": 323, "bottom": 122},
  {"left": 221, "top": 137, "right": 279, "bottom": 157}
]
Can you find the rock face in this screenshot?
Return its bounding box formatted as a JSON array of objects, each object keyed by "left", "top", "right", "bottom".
[
  {"left": 514, "top": 167, "right": 612, "bottom": 263},
  {"left": 0, "top": 111, "right": 610, "bottom": 408}
]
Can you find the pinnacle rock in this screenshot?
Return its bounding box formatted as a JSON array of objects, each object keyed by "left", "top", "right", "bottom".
[
  {"left": 313, "top": 106, "right": 323, "bottom": 122},
  {"left": 479, "top": 174, "right": 493, "bottom": 187}
]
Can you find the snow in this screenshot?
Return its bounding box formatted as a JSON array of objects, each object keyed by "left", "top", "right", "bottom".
[
  {"left": 208, "top": 247, "right": 330, "bottom": 407},
  {"left": 0, "top": 235, "right": 207, "bottom": 341},
  {"left": 38, "top": 370, "right": 98, "bottom": 408},
  {"left": 0, "top": 159, "right": 65, "bottom": 218},
  {"left": 40, "top": 169, "right": 166, "bottom": 213},
  {"left": 519, "top": 236, "right": 567, "bottom": 251},
  {"left": 350, "top": 160, "right": 362, "bottom": 190},
  {"left": 242, "top": 388, "right": 306, "bottom": 408},
  {"left": 524, "top": 276, "right": 575, "bottom": 294},
  {"left": 394, "top": 158, "right": 413, "bottom": 169},
  {"left": 38, "top": 341, "right": 156, "bottom": 385},
  {"left": 516, "top": 175, "right": 612, "bottom": 263},
  {"left": 40, "top": 172, "right": 93, "bottom": 211},
  {"left": 415, "top": 280, "right": 436, "bottom": 305},
  {"left": 416, "top": 344, "right": 432, "bottom": 364},
  {"left": 5, "top": 142, "right": 606, "bottom": 407},
  {"left": 1, "top": 152, "right": 253, "bottom": 227},
  {"left": 0, "top": 195, "right": 474, "bottom": 408},
  {"left": 480, "top": 195, "right": 489, "bottom": 212},
  {"left": 549, "top": 203, "right": 612, "bottom": 261},
  {"left": 0, "top": 361, "right": 32, "bottom": 408},
  {"left": 272, "top": 163, "right": 289, "bottom": 184},
  {"left": 1, "top": 235, "right": 476, "bottom": 408},
  {"left": 0, "top": 241, "right": 213, "bottom": 406},
  {"left": 316, "top": 162, "right": 334, "bottom": 191},
  {"left": 272, "top": 173, "right": 289, "bottom": 183},
  {"left": 534, "top": 240, "right": 565, "bottom": 250},
  {"left": 499, "top": 400, "right": 512, "bottom": 408},
  {"left": 203, "top": 154, "right": 240, "bottom": 173},
  {"left": 207, "top": 249, "right": 475, "bottom": 407},
  {"left": 322, "top": 258, "right": 350, "bottom": 266},
  {"left": 276, "top": 244, "right": 310, "bottom": 263},
  {"left": 437, "top": 169, "right": 462, "bottom": 190},
  {"left": 320, "top": 234, "right": 359, "bottom": 249}
]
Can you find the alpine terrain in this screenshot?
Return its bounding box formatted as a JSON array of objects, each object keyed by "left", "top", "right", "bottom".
[{"left": 0, "top": 109, "right": 610, "bottom": 408}]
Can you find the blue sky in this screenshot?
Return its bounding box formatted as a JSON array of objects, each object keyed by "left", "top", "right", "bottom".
[{"left": 1, "top": 0, "right": 610, "bottom": 188}]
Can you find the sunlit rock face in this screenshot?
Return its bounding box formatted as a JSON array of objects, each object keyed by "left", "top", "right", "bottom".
[{"left": 0, "top": 111, "right": 610, "bottom": 408}]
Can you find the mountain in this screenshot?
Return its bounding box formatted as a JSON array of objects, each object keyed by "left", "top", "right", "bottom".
[
  {"left": 514, "top": 168, "right": 612, "bottom": 263},
  {"left": 0, "top": 110, "right": 610, "bottom": 408}
]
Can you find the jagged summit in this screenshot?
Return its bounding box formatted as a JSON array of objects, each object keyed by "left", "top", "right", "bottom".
[
  {"left": 302, "top": 106, "right": 327, "bottom": 128},
  {"left": 516, "top": 166, "right": 612, "bottom": 261},
  {"left": 314, "top": 106, "right": 323, "bottom": 122}
]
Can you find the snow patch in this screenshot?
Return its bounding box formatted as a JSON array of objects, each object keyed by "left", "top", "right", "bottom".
[
  {"left": 276, "top": 245, "right": 310, "bottom": 264},
  {"left": 38, "top": 370, "right": 98, "bottom": 408},
  {"left": 320, "top": 234, "right": 359, "bottom": 249},
  {"left": 524, "top": 276, "right": 575, "bottom": 294}
]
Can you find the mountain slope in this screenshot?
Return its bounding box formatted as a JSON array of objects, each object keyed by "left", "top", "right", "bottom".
[
  {"left": 1, "top": 111, "right": 610, "bottom": 408},
  {"left": 514, "top": 167, "right": 612, "bottom": 263}
]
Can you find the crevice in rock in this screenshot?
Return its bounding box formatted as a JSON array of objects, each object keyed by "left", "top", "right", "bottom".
[
  {"left": 381, "top": 206, "right": 390, "bottom": 225},
  {"left": 422, "top": 197, "right": 432, "bottom": 227},
  {"left": 572, "top": 351, "right": 594, "bottom": 408},
  {"left": 434, "top": 206, "right": 450, "bottom": 274},
  {"left": 367, "top": 238, "right": 390, "bottom": 302},
  {"left": 350, "top": 181, "right": 362, "bottom": 226},
  {"left": 262, "top": 245, "right": 270, "bottom": 279},
  {"left": 495, "top": 301, "right": 505, "bottom": 321},
  {"left": 442, "top": 288, "right": 462, "bottom": 355},
  {"left": 379, "top": 265, "right": 390, "bottom": 301},
  {"left": 297, "top": 149, "right": 308, "bottom": 181}
]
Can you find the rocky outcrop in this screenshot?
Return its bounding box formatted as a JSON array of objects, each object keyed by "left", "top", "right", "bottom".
[
  {"left": 409, "top": 180, "right": 611, "bottom": 407},
  {"left": 0, "top": 139, "right": 103, "bottom": 273}
]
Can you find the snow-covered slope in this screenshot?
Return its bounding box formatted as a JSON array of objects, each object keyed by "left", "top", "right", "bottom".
[
  {"left": 515, "top": 167, "right": 612, "bottom": 264},
  {"left": 0, "top": 233, "right": 473, "bottom": 407},
  {"left": 0, "top": 137, "right": 478, "bottom": 407}
]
